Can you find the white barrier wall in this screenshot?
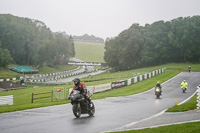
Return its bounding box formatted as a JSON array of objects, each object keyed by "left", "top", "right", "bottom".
[
  {"left": 69, "top": 83, "right": 112, "bottom": 95},
  {"left": 128, "top": 79, "right": 132, "bottom": 86},
  {"left": 92, "top": 83, "right": 112, "bottom": 93},
  {"left": 139, "top": 75, "right": 143, "bottom": 81},
  {"left": 0, "top": 95, "right": 13, "bottom": 105},
  {"left": 134, "top": 76, "right": 138, "bottom": 83},
  {"left": 152, "top": 71, "right": 155, "bottom": 76},
  {"left": 144, "top": 74, "right": 147, "bottom": 80},
  {"left": 68, "top": 68, "right": 165, "bottom": 96},
  {"left": 149, "top": 73, "right": 151, "bottom": 78},
  {"left": 197, "top": 86, "right": 200, "bottom": 110}
]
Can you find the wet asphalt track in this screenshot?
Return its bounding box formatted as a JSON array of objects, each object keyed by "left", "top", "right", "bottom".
[{"left": 0, "top": 72, "right": 199, "bottom": 133}]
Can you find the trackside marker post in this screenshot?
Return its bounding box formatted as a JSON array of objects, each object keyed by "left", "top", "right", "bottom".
[{"left": 175, "top": 99, "right": 178, "bottom": 106}]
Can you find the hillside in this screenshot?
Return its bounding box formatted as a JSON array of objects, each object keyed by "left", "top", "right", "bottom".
[{"left": 74, "top": 41, "right": 105, "bottom": 63}]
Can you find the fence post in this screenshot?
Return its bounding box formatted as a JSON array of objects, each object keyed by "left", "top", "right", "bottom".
[
  {"left": 32, "top": 93, "right": 34, "bottom": 103},
  {"left": 52, "top": 90, "right": 53, "bottom": 102}
]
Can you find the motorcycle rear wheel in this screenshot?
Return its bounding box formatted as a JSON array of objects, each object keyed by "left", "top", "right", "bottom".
[{"left": 73, "top": 103, "right": 81, "bottom": 118}]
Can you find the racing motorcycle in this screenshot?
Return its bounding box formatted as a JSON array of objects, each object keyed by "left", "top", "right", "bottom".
[
  {"left": 155, "top": 87, "right": 161, "bottom": 99},
  {"left": 69, "top": 90, "right": 95, "bottom": 118}
]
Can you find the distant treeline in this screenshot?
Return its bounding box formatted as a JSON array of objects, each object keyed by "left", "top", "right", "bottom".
[
  {"left": 104, "top": 16, "right": 200, "bottom": 71},
  {"left": 0, "top": 14, "right": 75, "bottom": 68},
  {"left": 73, "top": 34, "right": 104, "bottom": 43}
]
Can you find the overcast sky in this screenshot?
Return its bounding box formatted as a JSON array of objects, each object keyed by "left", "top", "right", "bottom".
[{"left": 0, "top": 0, "right": 200, "bottom": 39}]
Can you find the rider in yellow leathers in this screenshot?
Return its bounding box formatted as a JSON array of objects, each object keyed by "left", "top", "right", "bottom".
[{"left": 181, "top": 80, "right": 188, "bottom": 91}]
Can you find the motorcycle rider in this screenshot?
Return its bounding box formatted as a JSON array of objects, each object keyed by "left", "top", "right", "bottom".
[
  {"left": 188, "top": 66, "right": 191, "bottom": 73},
  {"left": 70, "top": 78, "right": 92, "bottom": 107},
  {"left": 155, "top": 81, "right": 162, "bottom": 95},
  {"left": 181, "top": 80, "right": 188, "bottom": 91}
]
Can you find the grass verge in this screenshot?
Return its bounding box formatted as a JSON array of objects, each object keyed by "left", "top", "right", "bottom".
[
  {"left": 166, "top": 94, "right": 197, "bottom": 112},
  {"left": 111, "top": 121, "right": 200, "bottom": 133}
]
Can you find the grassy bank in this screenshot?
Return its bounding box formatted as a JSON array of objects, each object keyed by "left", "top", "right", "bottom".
[{"left": 74, "top": 41, "right": 105, "bottom": 62}]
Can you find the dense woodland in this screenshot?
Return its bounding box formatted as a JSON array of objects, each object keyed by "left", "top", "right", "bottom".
[
  {"left": 104, "top": 16, "right": 200, "bottom": 71},
  {"left": 0, "top": 14, "right": 75, "bottom": 68}
]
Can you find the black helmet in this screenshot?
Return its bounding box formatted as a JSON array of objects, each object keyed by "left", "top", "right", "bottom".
[{"left": 73, "top": 78, "right": 80, "bottom": 86}]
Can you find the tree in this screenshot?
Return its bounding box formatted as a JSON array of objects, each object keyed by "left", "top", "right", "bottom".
[
  {"left": 0, "top": 42, "right": 13, "bottom": 67},
  {"left": 0, "top": 14, "right": 75, "bottom": 67}
]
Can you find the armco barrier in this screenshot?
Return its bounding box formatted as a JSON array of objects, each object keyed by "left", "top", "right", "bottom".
[
  {"left": 0, "top": 66, "right": 81, "bottom": 83},
  {"left": 68, "top": 68, "right": 165, "bottom": 96},
  {"left": 0, "top": 95, "right": 13, "bottom": 105},
  {"left": 197, "top": 86, "right": 200, "bottom": 110}
]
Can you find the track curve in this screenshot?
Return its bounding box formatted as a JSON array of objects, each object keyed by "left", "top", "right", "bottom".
[{"left": 0, "top": 72, "right": 199, "bottom": 133}]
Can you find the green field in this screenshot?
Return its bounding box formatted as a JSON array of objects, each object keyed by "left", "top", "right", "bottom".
[{"left": 74, "top": 41, "right": 105, "bottom": 62}]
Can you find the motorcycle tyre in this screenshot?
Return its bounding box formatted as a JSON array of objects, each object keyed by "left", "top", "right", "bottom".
[
  {"left": 182, "top": 88, "right": 186, "bottom": 93},
  {"left": 88, "top": 102, "right": 95, "bottom": 116},
  {"left": 73, "top": 103, "right": 81, "bottom": 118},
  {"left": 156, "top": 94, "right": 160, "bottom": 99}
]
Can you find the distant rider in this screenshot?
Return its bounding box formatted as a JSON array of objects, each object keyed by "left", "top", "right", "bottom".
[
  {"left": 70, "top": 78, "right": 92, "bottom": 107},
  {"left": 155, "top": 81, "right": 162, "bottom": 95},
  {"left": 181, "top": 80, "right": 188, "bottom": 91},
  {"left": 188, "top": 66, "right": 191, "bottom": 73}
]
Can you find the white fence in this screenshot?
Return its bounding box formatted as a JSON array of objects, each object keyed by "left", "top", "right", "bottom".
[
  {"left": 197, "top": 86, "right": 200, "bottom": 110},
  {"left": 0, "top": 95, "right": 13, "bottom": 105},
  {"left": 69, "top": 68, "right": 165, "bottom": 97}
]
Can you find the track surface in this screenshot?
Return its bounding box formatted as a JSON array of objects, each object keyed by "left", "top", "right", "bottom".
[{"left": 0, "top": 72, "right": 199, "bottom": 133}]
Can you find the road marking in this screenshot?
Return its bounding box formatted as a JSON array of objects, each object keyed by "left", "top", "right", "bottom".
[
  {"left": 178, "top": 90, "right": 197, "bottom": 105},
  {"left": 125, "top": 119, "right": 200, "bottom": 131},
  {"left": 108, "top": 109, "right": 167, "bottom": 132}
]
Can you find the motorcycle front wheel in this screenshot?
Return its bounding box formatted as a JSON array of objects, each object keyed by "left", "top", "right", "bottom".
[
  {"left": 156, "top": 94, "right": 160, "bottom": 99},
  {"left": 88, "top": 102, "right": 95, "bottom": 116},
  {"left": 73, "top": 103, "right": 81, "bottom": 118}
]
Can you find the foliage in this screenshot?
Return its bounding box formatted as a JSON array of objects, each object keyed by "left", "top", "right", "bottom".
[
  {"left": 0, "top": 14, "right": 75, "bottom": 68},
  {"left": 73, "top": 34, "right": 104, "bottom": 43},
  {"left": 104, "top": 16, "right": 200, "bottom": 71},
  {"left": 0, "top": 42, "right": 14, "bottom": 67}
]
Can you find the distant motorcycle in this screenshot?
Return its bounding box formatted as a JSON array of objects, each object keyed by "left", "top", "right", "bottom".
[
  {"left": 155, "top": 87, "right": 161, "bottom": 99},
  {"left": 69, "top": 90, "right": 95, "bottom": 118}
]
